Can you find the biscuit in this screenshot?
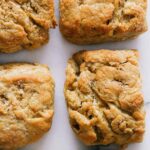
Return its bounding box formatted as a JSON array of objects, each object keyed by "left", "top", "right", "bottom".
[
  {"left": 0, "top": 63, "right": 55, "bottom": 150},
  {"left": 0, "top": 0, "right": 56, "bottom": 53},
  {"left": 64, "top": 50, "right": 145, "bottom": 147},
  {"left": 60, "top": 0, "right": 147, "bottom": 44}
]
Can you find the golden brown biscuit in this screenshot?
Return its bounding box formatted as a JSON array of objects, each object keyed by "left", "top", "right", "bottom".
[
  {"left": 64, "top": 50, "right": 145, "bottom": 147},
  {"left": 0, "top": 0, "right": 56, "bottom": 53},
  {"left": 60, "top": 0, "right": 147, "bottom": 44},
  {"left": 0, "top": 63, "right": 55, "bottom": 150}
]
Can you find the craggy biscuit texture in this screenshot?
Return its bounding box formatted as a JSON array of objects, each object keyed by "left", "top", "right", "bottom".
[
  {"left": 60, "top": 0, "right": 147, "bottom": 44},
  {"left": 0, "top": 0, "right": 56, "bottom": 53},
  {"left": 0, "top": 63, "right": 55, "bottom": 150},
  {"left": 64, "top": 50, "right": 145, "bottom": 146}
]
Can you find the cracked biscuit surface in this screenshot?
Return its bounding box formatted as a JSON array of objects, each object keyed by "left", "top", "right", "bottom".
[
  {"left": 0, "top": 63, "right": 55, "bottom": 150},
  {"left": 64, "top": 50, "right": 145, "bottom": 147},
  {"left": 60, "top": 0, "right": 147, "bottom": 44},
  {"left": 0, "top": 0, "right": 56, "bottom": 53}
]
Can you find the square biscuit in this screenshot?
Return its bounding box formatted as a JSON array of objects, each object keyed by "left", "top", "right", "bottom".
[
  {"left": 64, "top": 50, "right": 145, "bottom": 146},
  {"left": 0, "top": 63, "right": 54, "bottom": 150},
  {"left": 60, "top": 0, "right": 147, "bottom": 44},
  {"left": 0, "top": 0, "right": 56, "bottom": 53}
]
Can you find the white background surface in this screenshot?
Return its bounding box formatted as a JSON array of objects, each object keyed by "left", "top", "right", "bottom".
[{"left": 0, "top": 1, "right": 149, "bottom": 150}]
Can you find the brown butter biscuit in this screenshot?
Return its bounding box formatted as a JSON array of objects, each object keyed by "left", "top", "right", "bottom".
[
  {"left": 64, "top": 50, "right": 145, "bottom": 147},
  {"left": 0, "top": 63, "right": 55, "bottom": 150},
  {"left": 60, "top": 0, "right": 147, "bottom": 44},
  {"left": 0, "top": 0, "right": 56, "bottom": 53}
]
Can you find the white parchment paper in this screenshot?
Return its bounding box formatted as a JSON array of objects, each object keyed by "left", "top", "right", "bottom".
[{"left": 0, "top": 1, "right": 149, "bottom": 150}]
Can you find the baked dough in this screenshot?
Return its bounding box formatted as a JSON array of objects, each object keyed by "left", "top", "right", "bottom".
[
  {"left": 0, "top": 0, "right": 56, "bottom": 53},
  {"left": 0, "top": 63, "right": 55, "bottom": 150},
  {"left": 60, "top": 0, "right": 147, "bottom": 44},
  {"left": 64, "top": 50, "right": 145, "bottom": 147}
]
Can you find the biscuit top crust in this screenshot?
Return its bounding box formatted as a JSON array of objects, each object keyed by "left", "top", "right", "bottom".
[
  {"left": 60, "top": 0, "right": 147, "bottom": 39},
  {"left": 0, "top": 63, "right": 54, "bottom": 150},
  {"left": 0, "top": 0, "right": 56, "bottom": 52},
  {"left": 65, "top": 50, "right": 145, "bottom": 146}
]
